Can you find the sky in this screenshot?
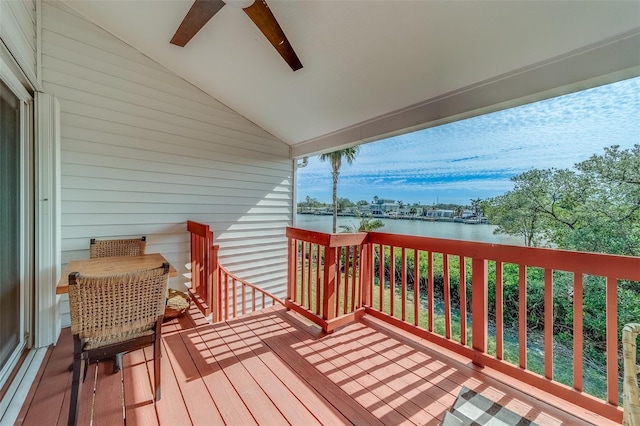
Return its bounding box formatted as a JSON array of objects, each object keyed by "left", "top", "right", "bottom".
[{"left": 297, "top": 76, "right": 640, "bottom": 206}]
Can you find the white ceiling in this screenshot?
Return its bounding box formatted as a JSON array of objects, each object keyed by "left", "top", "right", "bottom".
[{"left": 63, "top": 0, "right": 640, "bottom": 153}]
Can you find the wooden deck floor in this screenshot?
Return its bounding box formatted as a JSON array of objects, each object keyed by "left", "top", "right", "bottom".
[{"left": 15, "top": 305, "right": 615, "bottom": 425}]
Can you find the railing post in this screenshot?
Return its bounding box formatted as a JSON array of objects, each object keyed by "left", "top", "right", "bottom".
[
  {"left": 210, "top": 244, "right": 220, "bottom": 322},
  {"left": 323, "top": 246, "right": 337, "bottom": 323},
  {"left": 471, "top": 258, "right": 488, "bottom": 356},
  {"left": 286, "top": 237, "right": 295, "bottom": 306},
  {"left": 360, "top": 241, "right": 372, "bottom": 307},
  {"left": 190, "top": 230, "right": 199, "bottom": 296}
]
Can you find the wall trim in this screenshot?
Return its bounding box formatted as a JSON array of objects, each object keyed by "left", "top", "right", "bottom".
[{"left": 35, "top": 92, "right": 61, "bottom": 347}]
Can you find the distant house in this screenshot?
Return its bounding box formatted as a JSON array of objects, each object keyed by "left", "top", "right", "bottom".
[
  {"left": 368, "top": 198, "right": 399, "bottom": 216},
  {"left": 426, "top": 209, "right": 455, "bottom": 218}
]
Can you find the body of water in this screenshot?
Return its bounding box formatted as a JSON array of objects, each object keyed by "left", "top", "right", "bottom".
[{"left": 295, "top": 214, "right": 524, "bottom": 246}]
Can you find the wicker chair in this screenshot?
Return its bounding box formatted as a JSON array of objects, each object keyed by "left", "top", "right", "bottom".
[
  {"left": 67, "top": 263, "right": 169, "bottom": 426},
  {"left": 89, "top": 236, "right": 147, "bottom": 258},
  {"left": 624, "top": 323, "right": 640, "bottom": 426}
]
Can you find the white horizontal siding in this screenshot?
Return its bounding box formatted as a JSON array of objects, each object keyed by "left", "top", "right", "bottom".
[
  {"left": 0, "top": 0, "right": 37, "bottom": 83},
  {"left": 41, "top": 1, "right": 293, "bottom": 325}
]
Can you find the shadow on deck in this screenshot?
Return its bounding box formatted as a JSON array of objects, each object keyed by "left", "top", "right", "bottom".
[{"left": 15, "top": 305, "right": 614, "bottom": 425}]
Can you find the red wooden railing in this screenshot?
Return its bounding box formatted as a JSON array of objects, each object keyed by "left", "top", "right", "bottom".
[
  {"left": 285, "top": 227, "right": 371, "bottom": 333},
  {"left": 187, "top": 220, "right": 217, "bottom": 318},
  {"left": 218, "top": 263, "right": 283, "bottom": 321},
  {"left": 187, "top": 221, "right": 283, "bottom": 323},
  {"left": 285, "top": 227, "right": 640, "bottom": 422}
]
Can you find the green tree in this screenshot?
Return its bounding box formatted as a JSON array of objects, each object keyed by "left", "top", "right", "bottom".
[
  {"left": 485, "top": 188, "right": 542, "bottom": 246},
  {"left": 485, "top": 144, "right": 640, "bottom": 255},
  {"left": 319, "top": 147, "right": 360, "bottom": 233},
  {"left": 337, "top": 197, "right": 355, "bottom": 212},
  {"left": 567, "top": 144, "right": 640, "bottom": 255},
  {"left": 470, "top": 198, "right": 483, "bottom": 217}
]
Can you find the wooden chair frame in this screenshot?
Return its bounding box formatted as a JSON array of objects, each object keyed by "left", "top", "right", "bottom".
[{"left": 67, "top": 262, "right": 169, "bottom": 426}]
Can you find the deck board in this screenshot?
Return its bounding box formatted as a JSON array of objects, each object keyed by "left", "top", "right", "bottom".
[
  {"left": 18, "top": 305, "right": 618, "bottom": 426},
  {"left": 123, "top": 348, "right": 158, "bottom": 426},
  {"left": 174, "top": 314, "right": 257, "bottom": 425},
  {"left": 92, "top": 359, "right": 124, "bottom": 425},
  {"left": 159, "top": 320, "right": 222, "bottom": 426}
]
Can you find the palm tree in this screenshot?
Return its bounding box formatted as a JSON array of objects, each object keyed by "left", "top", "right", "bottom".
[
  {"left": 319, "top": 147, "right": 360, "bottom": 232},
  {"left": 340, "top": 214, "right": 385, "bottom": 233}
]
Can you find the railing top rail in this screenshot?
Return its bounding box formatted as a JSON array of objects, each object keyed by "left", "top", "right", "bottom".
[
  {"left": 368, "top": 231, "right": 640, "bottom": 280},
  {"left": 187, "top": 220, "right": 213, "bottom": 240},
  {"left": 286, "top": 227, "right": 368, "bottom": 247}
]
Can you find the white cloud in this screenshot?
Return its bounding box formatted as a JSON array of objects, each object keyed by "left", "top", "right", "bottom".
[{"left": 298, "top": 77, "right": 640, "bottom": 204}]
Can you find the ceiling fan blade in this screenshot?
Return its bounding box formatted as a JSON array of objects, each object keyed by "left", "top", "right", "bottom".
[
  {"left": 243, "top": 0, "right": 303, "bottom": 71},
  {"left": 171, "top": 0, "right": 226, "bottom": 47}
]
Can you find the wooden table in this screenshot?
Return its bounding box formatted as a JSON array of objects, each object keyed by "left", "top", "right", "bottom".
[{"left": 56, "top": 253, "right": 177, "bottom": 295}]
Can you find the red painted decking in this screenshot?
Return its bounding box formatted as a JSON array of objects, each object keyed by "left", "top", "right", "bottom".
[{"left": 16, "top": 305, "right": 614, "bottom": 425}]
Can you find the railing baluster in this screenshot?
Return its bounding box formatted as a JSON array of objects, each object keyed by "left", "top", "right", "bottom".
[
  {"left": 496, "top": 261, "right": 504, "bottom": 360},
  {"left": 232, "top": 278, "right": 237, "bottom": 319},
  {"left": 351, "top": 245, "right": 358, "bottom": 311},
  {"left": 223, "top": 272, "right": 229, "bottom": 321},
  {"left": 459, "top": 256, "right": 467, "bottom": 346},
  {"left": 606, "top": 275, "right": 618, "bottom": 405},
  {"left": 315, "top": 244, "right": 321, "bottom": 315},
  {"left": 242, "top": 283, "right": 246, "bottom": 316},
  {"left": 390, "top": 246, "right": 396, "bottom": 316},
  {"left": 427, "top": 250, "right": 434, "bottom": 332},
  {"left": 252, "top": 287, "right": 256, "bottom": 312},
  {"left": 379, "top": 244, "right": 384, "bottom": 311},
  {"left": 293, "top": 240, "right": 299, "bottom": 304},
  {"left": 301, "top": 241, "right": 307, "bottom": 308},
  {"left": 335, "top": 247, "right": 342, "bottom": 316},
  {"left": 401, "top": 247, "right": 407, "bottom": 322},
  {"left": 414, "top": 249, "right": 419, "bottom": 327},
  {"left": 211, "top": 245, "right": 219, "bottom": 321},
  {"left": 573, "top": 273, "right": 583, "bottom": 391},
  {"left": 307, "top": 242, "right": 313, "bottom": 309},
  {"left": 443, "top": 253, "right": 451, "bottom": 339},
  {"left": 544, "top": 268, "right": 553, "bottom": 380},
  {"left": 344, "top": 246, "right": 351, "bottom": 315},
  {"left": 519, "top": 264, "right": 527, "bottom": 369}
]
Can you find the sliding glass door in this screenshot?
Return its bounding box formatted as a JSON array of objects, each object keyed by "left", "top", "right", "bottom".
[
  {"left": 0, "top": 79, "right": 21, "bottom": 373},
  {"left": 0, "top": 65, "right": 32, "bottom": 388}
]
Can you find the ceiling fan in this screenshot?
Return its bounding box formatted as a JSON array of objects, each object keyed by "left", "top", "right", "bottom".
[{"left": 170, "top": 0, "right": 303, "bottom": 71}]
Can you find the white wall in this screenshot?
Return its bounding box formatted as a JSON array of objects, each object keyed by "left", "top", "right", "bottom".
[
  {"left": 0, "top": 0, "right": 37, "bottom": 85},
  {"left": 40, "top": 1, "right": 293, "bottom": 325}
]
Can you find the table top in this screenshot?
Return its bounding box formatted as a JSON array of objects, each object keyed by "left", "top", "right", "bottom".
[{"left": 56, "top": 253, "right": 177, "bottom": 295}]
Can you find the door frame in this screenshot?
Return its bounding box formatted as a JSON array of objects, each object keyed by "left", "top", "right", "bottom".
[{"left": 0, "top": 53, "right": 34, "bottom": 390}]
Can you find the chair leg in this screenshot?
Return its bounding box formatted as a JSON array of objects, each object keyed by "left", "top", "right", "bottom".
[
  {"left": 68, "top": 336, "right": 83, "bottom": 426},
  {"left": 112, "top": 352, "right": 124, "bottom": 374}
]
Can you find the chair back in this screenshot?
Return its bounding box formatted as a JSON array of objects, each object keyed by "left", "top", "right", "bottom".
[
  {"left": 68, "top": 263, "right": 169, "bottom": 343},
  {"left": 89, "top": 236, "right": 147, "bottom": 258}
]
